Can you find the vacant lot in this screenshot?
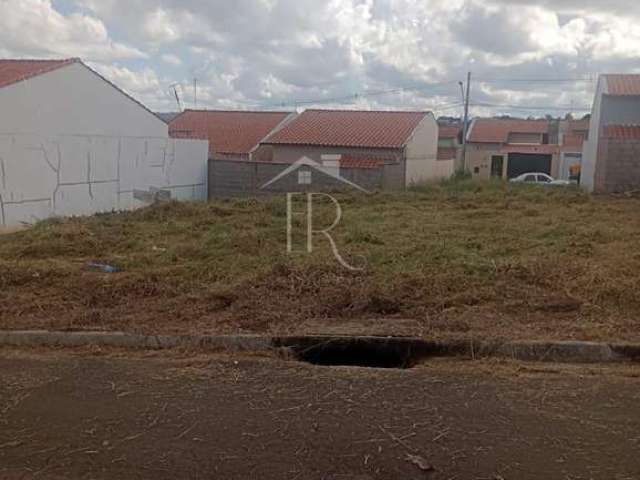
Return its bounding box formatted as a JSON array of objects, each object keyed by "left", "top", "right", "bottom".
[{"left": 1, "top": 180, "right": 639, "bottom": 341}]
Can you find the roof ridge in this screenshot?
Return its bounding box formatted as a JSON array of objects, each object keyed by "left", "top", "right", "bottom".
[
  {"left": 0, "top": 57, "right": 79, "bottom": 62},
  {"left": 182, "top": 109, "right": 292, "bottom": 114},
  {"left": 304, "top": 108, "right": 430, "bottom": 114}
]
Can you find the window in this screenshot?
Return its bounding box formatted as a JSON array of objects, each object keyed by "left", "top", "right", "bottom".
[
  {"left": 524, "top": 175, "right": 537, "bottom": 183},
  {"left": 298, "top": 170, "right": 312, "bottom": 185},
  {"left": 537, "top": 175, "right": 551, "bottom": 183}
]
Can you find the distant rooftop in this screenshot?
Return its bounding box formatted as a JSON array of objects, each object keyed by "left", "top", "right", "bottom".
[
  {"left": 169, "top": 110, "right": 293, "bottom": 156},
  {"left": 263, "top": 109, "right": 431, "bottom": 149},
  {"left": 467, "top": 118, "right": 549, "bottom": 143}
]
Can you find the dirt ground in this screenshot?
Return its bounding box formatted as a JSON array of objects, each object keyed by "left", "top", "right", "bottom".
[{"left": 0, "top": 348, "right": 639, "bottom": 479}]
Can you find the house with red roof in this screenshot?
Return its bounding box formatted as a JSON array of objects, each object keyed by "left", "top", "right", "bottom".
[
  {"left": 465, "top": 118, "right": 561, "bottom": 180},
  {"left": 437, "top": 123, "right": 463, "bottom": 167},
  {"left": 0, "top": 58, "right": 208, "bottom": 227},
  {"left": 582, "top": 74, "right": 640, "bottom": 193},
  {"left": 260, "top": 109, "right": 445, "bottom": 187},
  {"left": 169, "top": 109, "right": 295, "bottom": 161}
]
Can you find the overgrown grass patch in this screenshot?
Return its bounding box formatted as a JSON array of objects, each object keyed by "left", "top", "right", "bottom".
[{"left": 1, "top": 179, "right": 639, "bottom": 341}]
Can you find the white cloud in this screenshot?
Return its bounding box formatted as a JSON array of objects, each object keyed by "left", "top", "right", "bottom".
[
  {"left": 4, "top": 0, "right": 640, "bottom": 115},
  {"left": 0, "top": 0, "right": 146, "bottom": 61},
  {"left": 161, "top": 53, "right": 183, "bottom": 66}
]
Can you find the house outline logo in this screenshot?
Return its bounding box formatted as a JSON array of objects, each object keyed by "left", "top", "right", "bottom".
[{"left": 260, "top": 155, "right": 370, "bottom": 193}]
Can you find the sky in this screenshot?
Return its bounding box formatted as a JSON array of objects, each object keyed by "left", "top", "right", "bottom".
[{"left": 2, "top": 0, "right": 639, "bottom": 117}]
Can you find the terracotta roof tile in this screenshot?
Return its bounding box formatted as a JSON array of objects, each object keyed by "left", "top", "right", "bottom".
[
  {"left": 339, "top": 155, "right": 385, "bottom": 169},
  {"left": 0, "top": 58, "right": 78, "bottom": 89},
  {"left": 562, "top": 133, "right": 586, "bottom": 151},
  {"left": 602, "top": 124, "right": 640, "bottom": 140},
  {"left": 263, "top": 109, "right": 429, "bottom": 149},
  {"left": 169, "top": 110, "right": 292, "bottom": 156},
  {"left": 605, "top": 74, "right": 640, "bottom": 96},
  {"left": 438, "top": 125, "right": 462, "bottom": 138},
  {"left": 468, "top": 118, "right": 549, "bottom": 143}
]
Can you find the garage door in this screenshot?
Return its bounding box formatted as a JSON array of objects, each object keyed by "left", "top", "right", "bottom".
[{"left": 507, "top": 153, "right": 552, "bottom": 179}]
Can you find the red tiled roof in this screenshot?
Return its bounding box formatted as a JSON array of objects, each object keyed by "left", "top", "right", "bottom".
[
  {"left": 565, "top": 118, "right": 590, "bottom": 132},
  {"left": 501, "top": 144, "right": 559, "bottom": 155},
  {"left": 602, "top": 124, "right": 640, "bottom": 140},
  {"left": 339, "top": 155, "right": 385, "bottom": 169},
  {"left": 169, "top": 110, "right": 292, "bottom": 156},
  {"left": 0, "top": 58, "right": 78, "bottom": 89},
  {"left": 438, "top": 125, "right": 462, "bottom": 138},
  {"left": 437, "top": 147, "right": 458, "bottom": 160},
  {"left": 263, "top": 109, "right": 429, "bottom": 149},
  {"left": 604, "top": 74, "right": 640, "bottom": 96},
  {"left": 468, "top": 118, "right": 549, "bottom": 143},
  {"left": 562, "top": 133, "right": 586, "bottom": 151}
]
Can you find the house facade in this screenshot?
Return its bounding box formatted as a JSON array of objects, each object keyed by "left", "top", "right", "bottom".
[
  {"left": 169, "top": 110, "right": 295, "bottom": 161},
  {"left": 437, "top": 124, "right": 463, "bottom": 170},
  {"left": 0, "top": 58, "right": 208, "bottom": 227},
  {"left": 465, "top": 118, "right": 560, "bottom": 179},
  {"left": 582, "top": 74, "right": 640, "bottom": 193},
  {"left": 259, "top": 109, "right": 448, "bottom": 188},
  {"left": 558, "top": 118, "right": 589, "bottom": 182}
]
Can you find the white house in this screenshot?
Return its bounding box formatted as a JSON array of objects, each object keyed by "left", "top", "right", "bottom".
[
  {"left": 0, "top": 58, "right": 208, "bottom": 227},
  {"left": 582, "top": 74, "right": 640, "bottom": 193}
]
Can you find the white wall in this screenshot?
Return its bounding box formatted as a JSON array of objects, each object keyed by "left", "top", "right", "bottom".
[
  {"left": 581, "top": 78, "right": 605, "bottom": 192},
  {"left": 0, "top": 134, "right": 208, "bottom": 227},
  {"left": 0, "top": 62, "right": 168, "bottom": 138},
  {"left": 405, "top": 113, "right": 453, "bottom": 185},
  {"left": 0, "top": 62, "right": 209, "bottom": 226}
]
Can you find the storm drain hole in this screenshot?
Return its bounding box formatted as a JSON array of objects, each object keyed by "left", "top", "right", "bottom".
[{"left": 291, "top": 339, "right": 421, "bottom": 369}]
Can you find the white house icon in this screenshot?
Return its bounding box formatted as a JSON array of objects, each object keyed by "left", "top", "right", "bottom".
[{"left": 261, "top": 155, "right": 369, "bottom": 193}]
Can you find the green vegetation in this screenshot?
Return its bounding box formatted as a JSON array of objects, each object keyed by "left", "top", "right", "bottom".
[{"left": 1, "top": 179, "right": 639, "bottom": 341}]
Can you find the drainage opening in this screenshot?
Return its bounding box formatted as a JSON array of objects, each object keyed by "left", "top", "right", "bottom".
[{"left": 278, "top": 337, "right": 432, "bottom": 369}]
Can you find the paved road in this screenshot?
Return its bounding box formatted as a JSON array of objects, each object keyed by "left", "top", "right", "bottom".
[{"left": 0, "top": 349, "right": 639, "bottom": 479}]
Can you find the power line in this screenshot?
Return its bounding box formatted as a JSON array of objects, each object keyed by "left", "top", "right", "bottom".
[{"left": 472, "top": 101, "right": 591, "bottom": 111}]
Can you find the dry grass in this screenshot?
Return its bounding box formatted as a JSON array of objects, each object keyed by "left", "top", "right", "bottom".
[{"left": 1, "top": 179, "right": 639, "bottom": 341}]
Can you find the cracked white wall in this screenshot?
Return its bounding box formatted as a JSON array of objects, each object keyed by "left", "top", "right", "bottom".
[
  {"left": 0, "top": 61, "right": 209, "bottom": 227},
  {"left": 0, "top": 134, "right": 208, "bottom": 226}
]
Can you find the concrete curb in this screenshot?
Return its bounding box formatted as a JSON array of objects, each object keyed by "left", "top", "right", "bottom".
[{"left": 0, "top": 331, "right": 639, "bottom": 364}]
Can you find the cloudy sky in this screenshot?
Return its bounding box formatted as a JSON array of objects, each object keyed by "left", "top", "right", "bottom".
[{"left": 2, "top": 0, "right": 639, "bottom": 117}]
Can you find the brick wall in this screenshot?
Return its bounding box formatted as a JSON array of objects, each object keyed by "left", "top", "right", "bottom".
[
  {"left": 594, "top": 138, "right": 640, "bottom": 193},
  {"left": 208, "top": 159, "right": 390, "bottom": 199}
]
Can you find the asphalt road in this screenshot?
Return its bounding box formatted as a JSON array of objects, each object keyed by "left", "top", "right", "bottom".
[{"left": 0, "top": 349, "right": 639, "bottom": 480}]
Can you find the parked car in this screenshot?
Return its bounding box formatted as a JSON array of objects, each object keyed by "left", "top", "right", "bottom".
[{"left": 509, "top": 173, "right": 571, "bottom": 186}]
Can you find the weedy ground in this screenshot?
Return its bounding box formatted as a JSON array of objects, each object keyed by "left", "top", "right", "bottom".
[{"left": 1, "top": 179, "right": 639, "bottom": 341}]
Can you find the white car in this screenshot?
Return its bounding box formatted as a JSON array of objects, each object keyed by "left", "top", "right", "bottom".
[{"left": 509, "top": 173, "right": 571, "bottom": 186}]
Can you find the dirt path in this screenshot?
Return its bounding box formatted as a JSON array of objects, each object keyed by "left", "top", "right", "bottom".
[{"left": 0, "top": 349, "right": 639, "bottom": 479}]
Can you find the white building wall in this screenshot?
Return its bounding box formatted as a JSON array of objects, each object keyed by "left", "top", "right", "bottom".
[
  {"left": 0, "top": 62, "right": 168, "bottom": 137},
  {"left": 581, "top": 78, "right": 605, "bottom": 192},
  {"left": 404, "top": 113, "right": 453, "bottom": 185},
  {"left": 0, "top": 134, "right": 208, "bottom": 226},
  {"left": 0, "top": 62, "right": 209, "bottom": 227}
]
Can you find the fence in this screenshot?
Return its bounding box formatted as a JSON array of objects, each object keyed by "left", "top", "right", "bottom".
[{"left": 207, "top": 158, "right": 404, "bottom": 198}]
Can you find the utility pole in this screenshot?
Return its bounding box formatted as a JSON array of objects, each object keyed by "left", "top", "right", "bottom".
[
  {"left": 193, "top": 77, "right": 198, "bottom": 108},
  {"left": 460, "top": 71, "right": 472, "bottom": 172}
]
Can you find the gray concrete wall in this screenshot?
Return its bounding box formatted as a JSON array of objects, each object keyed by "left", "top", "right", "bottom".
[
  {"left": 208, "top": 159, "right": 392, "bottom": 198},
  {"left": 593, "top": 138, "right": 640, "bottom": 193}
]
